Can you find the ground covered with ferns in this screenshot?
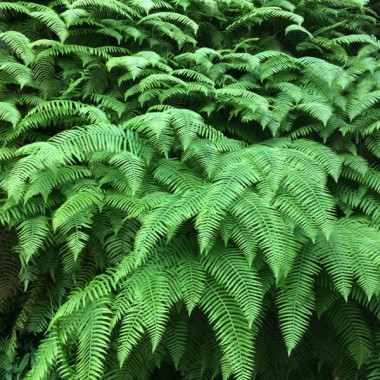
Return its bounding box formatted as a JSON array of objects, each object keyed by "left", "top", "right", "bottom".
[{"left": 0, "top": 0, "right": 380, "bottom": 379}]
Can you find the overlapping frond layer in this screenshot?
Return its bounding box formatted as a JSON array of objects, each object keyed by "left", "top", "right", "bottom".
[{"left": 0, "top": 0, "right": 379, "bottom": 379}]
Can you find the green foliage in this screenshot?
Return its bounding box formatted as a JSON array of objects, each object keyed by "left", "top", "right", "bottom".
[{"left": 0, "top": 0, "right": 379, "bottom": 379}]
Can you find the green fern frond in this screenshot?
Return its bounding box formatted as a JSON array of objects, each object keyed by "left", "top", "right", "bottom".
[
  {"left": 202, "top": 245, "right": 263, "bottom": 327},
  {"left": 166, "top": 310, "right": 189, "bottom": 368},
  {"left": 71, "top": 0, "right": 135, "bottom": 18},
  {"left": 282, "top": 169, "right": 335, "bottom": 238},
  {"left": 177, "top": 253, "right": 206, "bottom": 314},
  {"left": 140, "top": 12, "right": 199, "bottom": 34},
  {"left": 200, "top": 279, "right": 254, "bottom": 380},
  {"left": 16, "top": 215, "right": 50, "bottom": 264},
  {"left": 227, "top": 7, "right": 304, "bottom": 31},
  {"left": 231, "top": 191, "right": 298, "bottom": 280},
  {"left": 109, "top": 152, "right": 145, "bottom": 195},
  {"left": 153, "top": 159, "right": 202, "bottom": 194},
  {"left": 0, "top": 102, "right": 21, "bottom": 127},
  {"left": 313, "top": 228, "right": 353, "bottom": 300},
  {"left": 52, "top": 186, "right": 103, "bottom": 231},
  {"left": 26, "top": 330, "right": 59, "bottom": 380},
  {"left": 117, "top": 303, "right": 145, "bottom": 366},
  {"left": 0, "top": 59, "right": 32, "bottom": 87},
  {"left": 28, "top": 10, "right": 68, "bottom": 42},
  {"left": 290, "top": 139, "right": 342, "bottom": 181},
  {"left": 195, "top": 161, "right": 260, "bottom": 253},
  {"left": 277, "top": 244, "right": 321, "bottom": 354},
  {"left": 0, "top": 31, "right": 33, "bottom": 65},
  {"left": 139, "top": 273, "right": 172, "bottom": 351},
  {"left": 326, "top": 301, "right": 373, "bottom": 366},
  {"left": 77, "top": 297, "right": 112, "bottom": 379},
  {"left": 133, "top": 188, "right": 207, "bottom": 258}
]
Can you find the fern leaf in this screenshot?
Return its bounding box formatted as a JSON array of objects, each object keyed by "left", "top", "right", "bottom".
[
  {"left": 0, "top": 102, "right": 21, "bottom": 127},
  {"left": 153, "top": 159, "right": 202, "bottom": 194},
  {"left": 166, "top": 311, "right": 188, "bottom": 368},
  {"left": 0, "top": 31, "right": 33, "bottom": 65},
  {"left": 348, "top": 91, "right": 380, "bottom": 120},
  {"left": 140, "top": 273, "right": 171, "bottom": 351},
  {"left": 285, "top": 24, "right": 313, "bottom": 38},
  {"left": 195, "top": 161, "right": 260, "bottom": 253},
  {"left": 134, "top": 188, "right": 206, "bottom": 259},
  {"left": 277, "top": 244, "right": 321, "bottom": 354},
  {"left": 52, "top": 187, "right": 103, "bottom": 231},
  {"left": 167, "top": 108, "right": 206, "bottom": 150},
  {"left": 29, "top": 10, "right": 68, "bottom": 42},
  {"left": 0, "top": 60, "right": 32, "bottom": 87},
  {"left": 16, "top": 215, "right": 50, "bottom": 264},
  {"left": 200, "top": 279, "right": 254, "bottom": 380},
  {"left": 71, "top": 0, "right": 134, "bottom": 18},
  {"left": 77, "top": 298, "right": 112, "bottom": 380},
  {"left": 232, "top": 191, "right": 298, "bottom": 280},
  {"left": 291, "top": 139, "right": 342, "bottom": 181},
  {"left": 314, "top": 229, "right": 353, "bottom": 300},
  {"left": 282, "top": 169, "right": 335, "bottom": 238},
  {"left": 117, "top": 303, "right": 145, "bottom": 366},
  {"left": 0, "top": 2, "right": 29, "bottom": 14},
  {"left": 26, "top": 330, "right": 59, "bottom": 380},
  {"left": 339, "top": 219, "right": 380, "bottom": 299},
  {"left": 228, "top": 214, "right": 258, "bottom": 264},
  {"left": 202, "top": 245, "right": 263, "bottom": 327},
  {"left": 109, "top": 152, "right": 145, "bottom": 195},
  {"left": 227, "top": 7, "right": 304, "bottom": 31},
  {"left": 140, "top": 12, "right": 198, "bottom": 34},
  {"left": 326, "top": 302, "right": 373, "bottom": 366}
]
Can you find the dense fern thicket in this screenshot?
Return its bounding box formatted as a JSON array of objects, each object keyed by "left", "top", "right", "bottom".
[{"left": 0, "top": 0, "right": 380, "bottom": 379}]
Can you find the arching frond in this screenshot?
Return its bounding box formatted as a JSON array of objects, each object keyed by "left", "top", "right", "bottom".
[
  {"left": 232, "top": 191, "right": 299, "bottom": 280},
  {"left": 200, "top": 279, "right": 254, "bottom": 380},
  {"left": 77, "top": 298, "right": 112, "bottom": 379},
  {"left": 277, "top": 244, "right": 321, "bottom": 354},
  {"left": 16, "top": 215, "right": 50, "bottom": 264},
  {"left": 202, "top": 245, "right": 263, "bottom": 327},
  {"left": 0, "top": 31, "right": 33, "bottom": 65}
]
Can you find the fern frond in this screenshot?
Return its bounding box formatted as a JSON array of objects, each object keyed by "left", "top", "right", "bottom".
[
  {"left": 140, "top": 12, "right": 198, "bottom": 34},
  {"left": 282, "top": 169, "right": 335, "bottom": 238},
  {"left": 28, "top": 10, "right": 68, "bottom": 42},
  {"left": 177, "top": 253, "right": 206, "bottom": 314},
  {"left": 313, "top": 228, "right": 353, "bottom": 300},
  {"left": 326, "top": 301, "right": 373, "bottom": 366},
  {"left": 77, "top": 297, "right": 112, "bottom": 379},
  {"left": 109, "top": 152, "right": 145, "bottom": 195},
  {"left": 0, "top": 60, "right": 32, "bottom": 87},
  {"left": 52, "top": 186, "right": 103, "bottom": 231},
  {"left": 71, "top": 0, "right": 135, "bottom": 18},
  {"left": 0, "top": 102, "right": 21, "bottom": 127},
  {"left": 227, "top": 7, "right": 304, "bottom": 31},
  {"left": 26, "top": 330, "right": 59, "bottom": 380},
  {"left": 16, "top": 215, "right": 50, "bottom": 264},
  {"left": 202, "top": 245, "right": 263, "bottom": 327},
  {"left": 166, "top": 310, "right": 188, "bottom": 368},
  {"left": 117, "top": 303, "right": 145, "bottom": 366},
  {"left": 277, "top": 244, "right": 321, "bottom": 354},
  {"left": 133, "top": 188, "right": 207, "bottom": 259},
  {"left": 200, "top": 279, "right": 253, "bottom": 380},
  {"left": 231, "top": 191, "right": 298, "bottom": 280},
  {"left": 195, "top": 161, "right": 260, "bottom": 253},
  {"left": 139, "top": 273, "right": 172, "bottom": 351},
  {"left": 153, "top": 159, "right": 202, "bottom": 194},
  {"left": 0, "top": 31, "right": 33, "bottom": 65}
]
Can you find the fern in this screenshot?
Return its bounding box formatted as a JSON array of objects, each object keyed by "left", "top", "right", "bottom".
[
  {"left": 1, "top": 0, "right": 380, "bottom": 378},
  {"left": 200, "top": 279, "right": 254, "bottom": 380}
]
